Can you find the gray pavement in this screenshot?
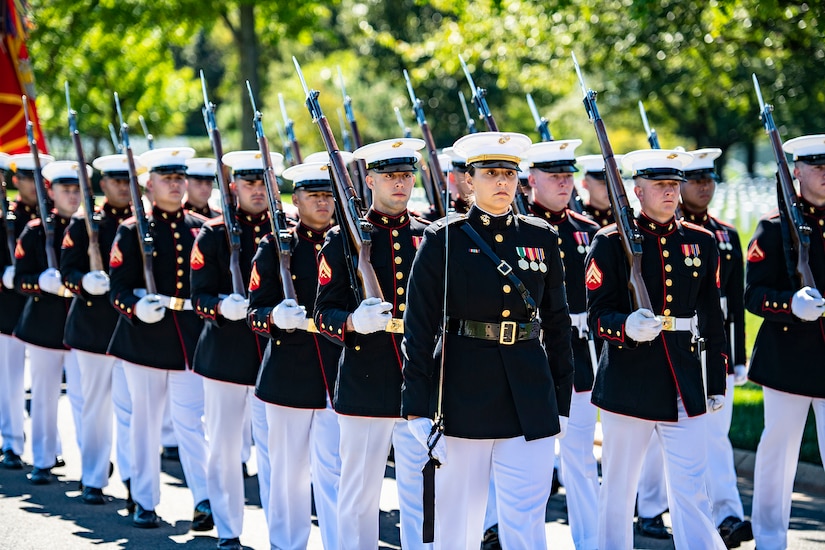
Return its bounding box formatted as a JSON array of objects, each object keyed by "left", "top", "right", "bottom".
[{"left": 1, "top": 393, "right": 824, "bottom": 549}]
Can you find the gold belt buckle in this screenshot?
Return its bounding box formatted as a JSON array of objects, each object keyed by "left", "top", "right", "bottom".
[
  {"left": 660, "top": 315, "right": 675, "bottom": 331},
  {"left": 306, "top": 319, "right": 319, "bottom": 333},
  {"left": 499, "top": 321, "right": 517, "bottom": 345},
  {"left": 385, "top": 318, "right": 404, "bottom": 334},
  {"left": 169, "top": 296, "right": 186, "bottom": 311}
]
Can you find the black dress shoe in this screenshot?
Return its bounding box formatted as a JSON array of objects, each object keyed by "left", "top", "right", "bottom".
[
  {"left": 718, "top": 516, "right": 754, "bottom": 548},
  {"left": 28, "top": 467, "right": 53, "bottom": 485},
  {"left": 191, "top": 499, "right": 214, "bottom": 531},
  {"left": 242, "top": 463, "right": 250, "bottom": 478},
  {"left": 480, "top": 524, "right": 502, "bottom": 550},
  {"left": 124, "top": 479, "right": 136, "bottom": 514},
  {"left": 133, "top": 503, "right": 160, "bottom": 528},
  {"left": 636, "top": 514, "right": 671, "bottom": 539},
  {"left": 0, "top": 450, "right": 23, "bottom": 469},
  {"left": 161, "top": 446, "right": 180, "bottom": 461},
  {"left": 217, "top": 537, "right": 242, "bottom": 550},
  {"left": 54, "top": 455, "right": 66, "bottom": 468},
  {"left": 81, "top": 487, "right": 106, "bottom": 505},
  {"left": 550, "top": 467, "right": 562, "bottom": 496}
]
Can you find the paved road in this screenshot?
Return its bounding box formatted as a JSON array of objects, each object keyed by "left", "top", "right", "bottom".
[{"left": 1, "top": 393, "right": 824, "bottom": 549}]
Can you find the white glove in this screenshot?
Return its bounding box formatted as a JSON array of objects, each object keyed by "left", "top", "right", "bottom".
[
  {"left": 625, "top": 308, "right": 663, "bottom": 342},
  {"left": 733, "top": 364, "right": 748, "bottom": 386},
  {"left": 557, "top": 416, "right": 569, "bottom": 439},
  {"left": 81, "top": 270, "right": 110, "bottom": 295},
  {"left": 38, "top": 268, "right": 64, "bottom": 295},
  {"left": 408, "top": 417, "right": 447, "bottom": 465},
  {"left": 135, "top": 294, "right": 166, "bottom": 324},
  {"left": 219, "top": 293, "right": 249, "bottom": 321},
  {"left": 270, "top": 298, "right": 309, "bottom": 330},
  {"left": 351, "top": 297, "right": 393, "bottom": 334},
  {"left": 707, "top": 394, "right": 724, "bottom": 413},
  {"left": 791, "top": 287, "right": 825, "bottom": 321},
  {"left": 2, "top": 266, "right": 14, "bottom": 289}
]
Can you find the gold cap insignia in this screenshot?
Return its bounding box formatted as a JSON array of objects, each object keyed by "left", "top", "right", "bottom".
[{"left": 392, "top": 141, "right": 404, "bottom": 148}]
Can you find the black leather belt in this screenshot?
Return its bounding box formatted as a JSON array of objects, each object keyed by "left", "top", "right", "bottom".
[{"left": 447, "top": 318, "right": 541, "bottom": 345}]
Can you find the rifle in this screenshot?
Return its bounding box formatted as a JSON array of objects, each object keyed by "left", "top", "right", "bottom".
[
  {"left": 638, "top": 101, "right": 661, "bottom": 149},
  {"left": 65, "top": 83, "right": 104, "bottom": 272},
  {"left": 201, "top": 70, "right": 246, "bottom": 296},
  {"left": 22, "top": 96, "right": 57, "bottom": 270},
  {"left": 273, "top": 120, "right": 295, "bottom": 168},
  {"left": 295, "top": 57, "right": 383, "bottom": 301},
  {"left": 394, "top": 107, "right": 412, "bottom": 139},
  {"left": 404, "top": 70, "right": 446, "bottom": 218},
  {"left": 138, "top": 115, "right": 154, "bottom": 151},
  {"left": 572, "top": 54, "right": 652, "bottom": 311},
  {"left": 526, "top": 93, "right": 553, "bottom": 142},
  {"left": 279, "top": 93, "right": 303, "bottom": 165},
  {"left": 108, "top": 124, "right": 122, "bottom": 154},
  {"left": 458, "top": 91, "right": 477, "bottom": 134},
  {"left": 337, "top": 67, "right": 371, "bottom": 203},
  {"left": 246, "top": 81, "right": 297, "bottom": 301},
  {"left": 0, "top": 156, "right": 14, "bottom": 268},
  {"left": 114, "top": 92, "right": 157, "bottom": 294},
  {"left": 337, "top": 108, "right": 352, "bottom": 151},
  {"left": 753, "top": 74, "right": 816, "bottom": 289}
]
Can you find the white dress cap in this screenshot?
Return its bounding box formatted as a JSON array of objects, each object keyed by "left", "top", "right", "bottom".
[
  {"left": 41, "top": 160, "right": 92, "bottom": 184},
  {"left": 576, "top": 154, "right": 625, "bottom": 179},
  {"left": 683, "top": 148, "right": 722, "bottom": 178},
  {"left": 442, "top": 147, "right": 468, "bottom": 170},
  {"left": 622, "top": 149, "right": 694, "bottom": 181},
  {"left": 303, "top": 150, "right": 355, "bottom": 165},
  {"left": 138, "top": 147, "right": 195, "bottom": 174},
  {"left": 8, "top": 153, "right": 55, "bottom": 173},
  {"left": 526, "top": 139, "right": 583, "bottom": 172},
  {"left": 437, "top": 153, "right": 452, "bottom": 174},
  {"left": 185, "top": 157, "right": 217, "bottom": 178},
  {"left": 93, "top": 154, "right": 143, "bottom": 177},
  {"left": 452, "top": 132, "right": 532, "bottom": 170},
  {"left": 783, "top": 134, "right": 825, "bottom": 164},
  {"left": 353, "top": 138, "right": 425, "bottom": 173},
  {"left": 282, "top": 162, "right": 334, "bottom": 191},
  {"left": 222, "top": 150, "right": 285, "bottom": 178}
]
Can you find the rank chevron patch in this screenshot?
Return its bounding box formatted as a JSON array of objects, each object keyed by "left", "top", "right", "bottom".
[
  {"left": 62, "top": 232, "right": 75, "bottom": 249},
  {"left": 249, "top": 263, "right": 261, "bottom": 291},
  {"left": 190, "top": 242, "right": 205, "bottom": 271},
  {"left": 14, "top": 240, "right": 24, "bottom": 259},
  {"left": 585, "top": 258, "right": 603, "bottom": 290},
  {"left": 318, "top": 255, "right": 332, "bottom": 286},
  {"left": 746, "top": 240, "right": 765, "bottom": 263},
  {"left": 109, "top": 241, "right": 122, "bottom": 267}
]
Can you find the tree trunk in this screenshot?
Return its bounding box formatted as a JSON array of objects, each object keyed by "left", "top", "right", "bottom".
[{"left": 238, "top": 4, "right": 259, "bottom": 150}]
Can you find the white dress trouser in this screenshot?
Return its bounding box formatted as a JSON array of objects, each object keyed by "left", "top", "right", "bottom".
[
  {"left": 706, "top": 375, "right": 744, "bottom": 525},
  {"left": 76, "top": 349, "right": 116, "bottom": 489},
  {"left": 161, "top": 392, "right": 177, "bottom": 447},
  {"left": 27, "top": 344, "right": 68, "bottom": 469},
  {"left": 435, "top": 435, "right": 555, "bottom": 550},
  {"left": 0, "top": 334, "right": 26, "bottom": 455},
  {"left": 64, "top": 348, "right": 84, "bottom": 451},
  {"left": 111, "top": 360, "right": 132, "bottom": 482},
  {"left": 337, "top": 415, "right": 430, "bottom": 550},
  {"left": 636, "top": 431, "right": 669, "bottom": 518},
  {"left": 752, "top": 387, "right": 825, "bottom": 550},
  {"left": 123, "top": 362, "right": 208, "bottom": 510},
  {"left": 559, "top": 390, "right": 600, "bottom": 549},
  {"left": 598, "top": 402, "right": 726, "bottom": 550},
  {"left": 203, "top": 377, "right": 250, "bottom": 540},
  {"left": 249, "top": 395, "right": 270, "bottom": 519},
  {"left": 266, "top": 401, "right": 341, "bottom": 550}
]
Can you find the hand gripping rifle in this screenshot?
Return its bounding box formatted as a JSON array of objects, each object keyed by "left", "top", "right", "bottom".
[
  {"left": 247, "top": 82, "right": 297, "bottom": 301},
  {"left": 753, "top": 74, "right": 816, "bottom": 290},
  {"left": 22, "top": 96, "right": 57, "bottom": 269},
  {"left": 338, "top": 67, "right": 371, "bottom": 204},
  {"left": 294, "top": 57, "right": 384, "bottom": 301},
  {"left": 458, "top": 56, "right": 530, "bottom": 215},
  {"left": 114, "top": 92, "right": 157, "bottom": 294},
  {"left": 638, "top": 101, "right": 661, "bottom": 149},
  {"left": 404, "top": 70, "right": 446, "bottom": 218},
  {"left": 201, "top": 71, "right": 246, "bottom": 296},
  {"left": 65, "top": 83, "right": 104, "bottom": 272},
  {"left": 572, "top": 54, "right": 652, "bottom": 311},
  {"left": 279, "top": 93, "right": 303, "bottom": 166}
]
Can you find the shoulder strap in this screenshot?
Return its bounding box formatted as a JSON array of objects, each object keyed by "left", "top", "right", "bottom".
[{"left": 460, "top": 223, "right": 537, "bottom": 320}]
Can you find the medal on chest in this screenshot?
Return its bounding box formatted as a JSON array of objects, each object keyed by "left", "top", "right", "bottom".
[
  {"left": 681, "top": 243, "right": 701, "bottom": 267},
  {"left": 573, "top": 231, "right": 591, "bottom": 255},
  {"left": 516, "top": 246, "right": 547, "bottom": 272},
  {"left": 715, "top": 229, "right": 732, "bottom": 251}
]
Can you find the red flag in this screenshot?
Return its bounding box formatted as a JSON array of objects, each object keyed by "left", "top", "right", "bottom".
[{"left": 0, "top": 0, "right": 47, "bottom": 154}]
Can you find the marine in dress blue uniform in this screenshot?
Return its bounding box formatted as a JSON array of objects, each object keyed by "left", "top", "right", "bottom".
[
  {"left": 314, "top": 138, "right": 433, "bottom": 550},
  {"left": 586, "top": 149, "right": 727, "bottom": 550},
  {"left": 184, "top": 157, "right": 220, "bottom": 218},
  {"left": 107, "top": 147, "right": 211, "bottom": 530},
  {"left": 403, "top": 132, "right": 574, "bottom": 549},
  {"left": 578, "top": 154, "right": 619, "bottom": 228},
  {"left": 747, "top": 135, "right": 825, "bottom": 550},
  {"left": 248, "top": 157, "right": 343, "bottom": 550},
  {"left": 0, "top": 152, "right": 41, "bottom": 469}
]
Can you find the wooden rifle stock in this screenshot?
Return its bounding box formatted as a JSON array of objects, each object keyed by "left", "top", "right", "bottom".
[
  {"left": 295, "top": 58, "right": 384, "bottom": 300},
  {"left": 201, "top": 72, "right": 245, "bottom": 295},
  {"left": 114, "top": 92, "right": 157, "bottom": 294},
  {"left": 65, "top": 84, "right": 103, "bottom": 272},
  {"left": 247, "top": 82, "right": 296, "bottom": 301},
  {"left": 753, "top": 74, "right": 816, "bottom": 289},
  {"left": 573, "top": 55, "right": 652, "bottom": 310}
]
